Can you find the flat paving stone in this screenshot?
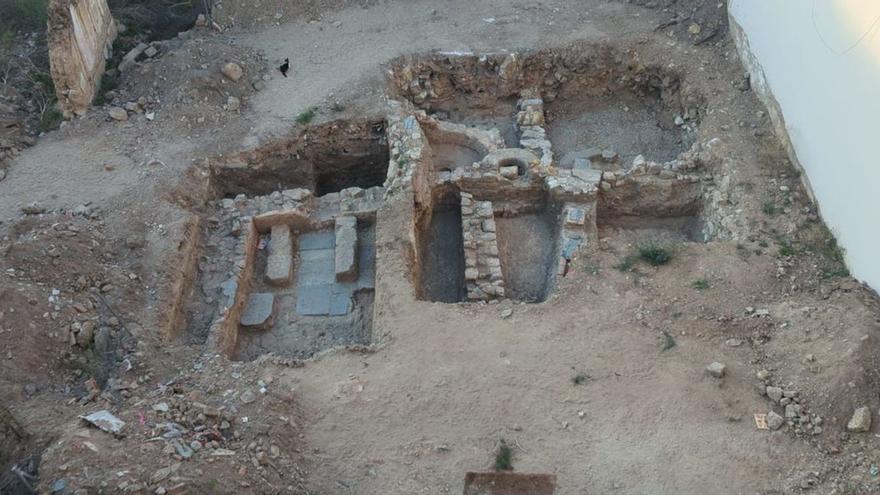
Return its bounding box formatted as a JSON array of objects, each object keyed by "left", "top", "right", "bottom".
[
  {"left": 296, "top": 284, "right": 332, "bottom": 315},
  {"left": 294, "top": 226, "right": 376, "bottom": 316},
  {"left": 299, "top": 231, "right": 335, "bottom": 251},
  {"left": 241, "top": 293, "right": 276, "bottom": 328}
]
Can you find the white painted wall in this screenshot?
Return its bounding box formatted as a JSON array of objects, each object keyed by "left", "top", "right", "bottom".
[{"left": 729, "top": 0, "right": 880, "bottom": 291}]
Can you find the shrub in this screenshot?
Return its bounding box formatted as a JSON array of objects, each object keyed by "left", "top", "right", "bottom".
[
  {"left": 494, "top": 439, "right": 513, "bottom": 471},
  {"left": 638, "top": 243, "right": 672, "bottom": 266}
]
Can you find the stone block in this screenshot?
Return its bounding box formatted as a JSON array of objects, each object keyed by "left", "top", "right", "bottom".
[
  {"left": 240, "top": 293, "right": 276, "bottom": 329},
  {"left": 334, "top": 216, "right": 358, "bottom": 282},
  {"left": 565, "top": 207, "right": 586, "bottom": 226},
  {"left": 266, "top": 225, "right": 292, "bottom": 286},
  {"left": 847, "top": 406, "right": 872, "bottom": 432},
  {"left": 500, "top": 166, "right": 519, "bottom": 179}
]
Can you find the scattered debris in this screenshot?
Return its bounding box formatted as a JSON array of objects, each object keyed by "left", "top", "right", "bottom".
[{"left": 80, "top": 410, "right": 126, "bottom": 437}]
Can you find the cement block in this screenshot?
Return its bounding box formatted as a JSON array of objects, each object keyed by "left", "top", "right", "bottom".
[
  {"left": 240, "top": 293, "right": 276, "bottom": 329},
  {"left": 335, "top": 216, "right": 358, "bottom": 282}
]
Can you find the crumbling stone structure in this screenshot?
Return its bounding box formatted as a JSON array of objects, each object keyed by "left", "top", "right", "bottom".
[{"left": 47, "top": 0, "right": 117, "bottom": 117}]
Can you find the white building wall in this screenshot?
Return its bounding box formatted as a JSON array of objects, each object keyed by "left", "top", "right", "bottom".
[{"left": 729, "top": 0, "right": 880, "bottom": 291}]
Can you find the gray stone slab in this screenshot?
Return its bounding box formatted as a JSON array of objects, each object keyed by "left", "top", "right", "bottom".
[
  {"left": 329, "top": 291, "right": 352, "bottom": 316},
  {"left": 298, "top": 249, "right": 335, "bottom": 273},
  {"left": 296, "top": 284, "right": 332, "bottom": 315},
  {"left": 335, "top": 216, "right": 358, "bottom": 282},
  {"left": 572, "top": 166, "right": 602, "bottom": 183},
  {"left": 299, "top": 231, "right": 335, "bottom": 251},
  {"left": 241, "top": 293, "right": 276, "bottom": 328},
  {"left": 266, "top": 225, "right": 293, "bottom": 286},
  {"left": 219, "top": 278, "right": 237, "bottom": 307}
]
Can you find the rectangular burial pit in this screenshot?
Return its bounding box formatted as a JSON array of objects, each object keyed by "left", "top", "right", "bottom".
[
  {"left": 493, "top": 205, "right": 560, "bottom": 303},
  {"left": 234, "top": 221, "right": 375, "bottom": 361},
  {"left": 416, "top": 187, "right": 468, "bottom": 303}
]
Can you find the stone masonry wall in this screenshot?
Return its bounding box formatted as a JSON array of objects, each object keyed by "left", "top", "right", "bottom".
[
  {"left": 48, "top": 0, "right": 117, "bottom": 117},
  {"left": 461, "top": 193, "right": 505, "bottom": 300}
]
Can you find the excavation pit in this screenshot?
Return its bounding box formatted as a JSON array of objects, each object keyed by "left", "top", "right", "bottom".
[
  {"left": 188, "top": 48, "right": 714, "bottom": 356},
  {"left": 546, "top": 91, "right": 694, "bottom": 168},
  {"left": 196, "top": 121, "right": 389, "bottom": 359},
  {"left": 234, "top": 222, "right": 376, "bottom": 361},
  {"left": 210, "top": 119, "right": 389, "bottom": 198},
  {"left": 495, "top": 207, "right": 560, "bottom": 302},
  {"left": 416, "top": 188, "right": 468, "bottom": 303}
]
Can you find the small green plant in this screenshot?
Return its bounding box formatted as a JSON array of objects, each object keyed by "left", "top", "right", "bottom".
[
  {"left": 614, "top": 255, "right": 636, "bottom": 272},
  {"left": 37, "top": 106, "right": 62, "bottom": 133},
  {"left": 661, "top": 330, "right": 677, "bottom": 351},
  {"left": 758, "top": 239, "right": 769, "bottom": 248},
  {"left": 295, "top": 107, "right": 317, "bottom": 124},
  {"left": 92, "top": 70, "right": 119, "bottom": 106},
  {"left": 762, "top": 201, "right": 780, "bottom": 216},
  {"left": 572, "top": 373, "right": 589, "bottom": 385},
  {"left": 777, "top": 240, "right": 795, "bottom": 257},
  {"left": 638, "top": 243, "right": 672, "bottom": 266},
  {"left": 494, "top": 439, "right": 513, "bottom": 471},
  {"left": 690, "top": 278, "right": 710, "bottom": 290}
]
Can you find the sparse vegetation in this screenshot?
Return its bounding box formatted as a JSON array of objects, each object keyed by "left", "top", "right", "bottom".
[
  {"left": 614, "top": 255, "right": 636, "bottom": 272},
  {"left": 762, "top": 201, "right": 780, "bottom": 216},
  {"left": 37, "top": 106, "right": 62, "bottom": 132},
  {"left": 638, "top": 242, "right": 672, "bottom": 266},
  {"left": 572, "top": 373, "right": 589, "bottom": 385},
  {"left": 296, "top": 107, "right": 317, "bottom": 124},
  {"left": 690, "top": 278, "right": 710, "bottom": 290},
  {"left": 494, "top": 439, "right": 513, "bottom": 471},
  {"left": 0, "top": 0, "right": 49, "bottom": 34},
  {"left": 661, "top": 330, "right": 677, "bottom": 351},
  {"left": 777, "top": 240, "right": 795, "bottom": 257}
]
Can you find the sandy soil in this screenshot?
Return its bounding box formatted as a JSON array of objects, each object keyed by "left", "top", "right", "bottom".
[{"left": 1, "top": 1, "right": 880, "bottom": 494}]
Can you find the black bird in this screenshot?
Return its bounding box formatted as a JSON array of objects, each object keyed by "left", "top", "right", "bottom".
[{"left": 279, "top": 58, "right": 290, "bottom": 77}]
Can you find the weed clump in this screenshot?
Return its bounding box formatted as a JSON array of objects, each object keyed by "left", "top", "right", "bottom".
[
  {"left": 295, "top": 107, "right": 317, "bottom": 124},
  {"left": 494, "top": 439, "right": 513, "bottom": 471},
  {"left": 638, "top": 243, "right": 672, "bottom": 266},
  {"left": 762, "top": 201, "right": 780, "bottom": 216}
]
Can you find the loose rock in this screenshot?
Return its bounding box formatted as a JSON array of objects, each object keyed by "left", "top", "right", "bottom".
[
  {"left": 705, "top": 362, "right": 726, "bottom": 378},
  {"left": 767, "top": 411, "right": 784, "bottom": 430},
  {"left": 221, "top": 62, "right": 244, "bottom": 82},
  {"left": 847, "top": 406, "right": 872, "bottom": 432},
  {"left": 108, "top": 107, "right": 128, "bottom": 121}
]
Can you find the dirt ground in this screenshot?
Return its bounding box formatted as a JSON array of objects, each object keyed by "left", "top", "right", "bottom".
[{"left": 2, "top": 0, "right": 880, "bottom": 494}]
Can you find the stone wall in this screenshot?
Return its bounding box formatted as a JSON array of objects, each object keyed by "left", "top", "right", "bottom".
[{"left": 47, "top": 0, "right": 117, "bottom": 117}]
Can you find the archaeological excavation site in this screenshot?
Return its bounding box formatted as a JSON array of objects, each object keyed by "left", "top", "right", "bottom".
[{"left": 2, "top": 1, "right": 880, "bottom": 494}]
